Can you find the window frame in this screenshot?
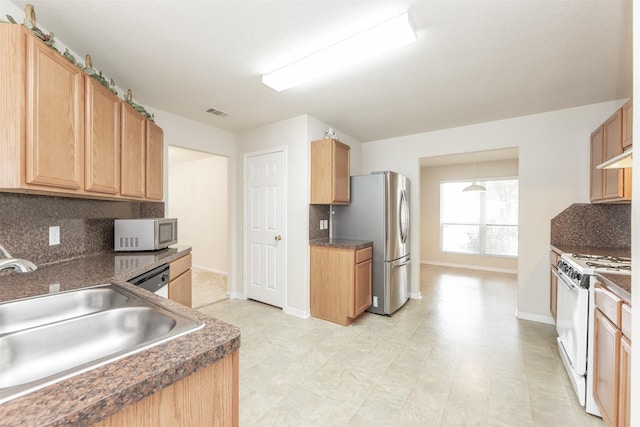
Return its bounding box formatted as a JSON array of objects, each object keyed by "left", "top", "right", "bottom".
[{"left": 439, "top": 177, "right": 519, "bottom": 258}]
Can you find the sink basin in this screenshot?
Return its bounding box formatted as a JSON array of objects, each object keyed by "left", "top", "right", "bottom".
[
  {"left": 0, "top": 288, "right": 129, "bottom": 334},
  {"left": 0, "top": 284, "right": 204, "bottom": 403}
]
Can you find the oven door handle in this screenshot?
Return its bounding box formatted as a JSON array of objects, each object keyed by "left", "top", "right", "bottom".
[{"left": 554, "top": 270, "right": 577, "bottom": 293}]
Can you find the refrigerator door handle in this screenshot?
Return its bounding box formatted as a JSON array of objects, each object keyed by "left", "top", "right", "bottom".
[{"left": 399, "top": 189, "right": 409, "bottom": 244}]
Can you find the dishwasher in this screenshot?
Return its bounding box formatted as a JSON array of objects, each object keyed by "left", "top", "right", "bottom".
[{"left": 129, "top": 263, "right": 170, "bottom": 298}]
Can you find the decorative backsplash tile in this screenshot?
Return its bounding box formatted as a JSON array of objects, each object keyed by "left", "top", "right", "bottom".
[
  {"left": 0, "top": 193, "right": 164, "bottom": 266},
  {"left": 309, "top": 204, "right": 330, "bottom": 240},
  {"left": 550, "top": 203, "right": 631, "bottom": 248}
]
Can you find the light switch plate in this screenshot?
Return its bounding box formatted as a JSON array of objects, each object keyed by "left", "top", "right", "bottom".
[{"left": 49, "top": 226, "right": 60, "bottom": 246}]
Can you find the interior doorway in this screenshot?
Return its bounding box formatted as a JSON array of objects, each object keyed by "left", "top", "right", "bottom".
[
  {"left": 168, "top": 146, "right": 229, "bottom": 307},
  {"left": 419, "top": 147, "right": 520, "bottom": 274}
]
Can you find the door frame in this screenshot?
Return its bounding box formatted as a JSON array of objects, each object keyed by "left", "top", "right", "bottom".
[{"left": 242, "top": 146, "right": 288, "bottom": 309}]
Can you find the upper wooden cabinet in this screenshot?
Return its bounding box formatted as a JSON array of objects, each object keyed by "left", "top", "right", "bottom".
[
  {"left": 622, "top": 99, "right": 632, "bottom": 150},
  {"left": 85, "top": 76, "right": 120, "bottom": 195},
  {"left": 146, "top": 120, "right": 164, "bottom": 200},
  {"left": 0, "top": 24, "right": 163, "bottom": 201},
  {"left": 121, "top": 103, "right": 147, "bottom": 199},
  {"left": 310, "top": 138, "right": 350, "bottom": 205},
  {"left": 0, "top": 25, "right": 85, "bottom": 193},
  {"left": 590, "top": 104, "right": 632, "bottom": 204}
]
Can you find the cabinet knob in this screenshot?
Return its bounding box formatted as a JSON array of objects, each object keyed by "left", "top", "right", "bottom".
[{"left": 274, "top": 235, "right": 282, "bottom": 241}]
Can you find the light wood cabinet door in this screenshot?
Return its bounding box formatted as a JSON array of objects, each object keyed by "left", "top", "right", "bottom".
[
  {"left": 549, "top": 268, "right": 558, "bottom": 322},
  {"left": 622, "top": 99, "right": 632, "bottom": 150},
  {"left": 120, "top": 103, "right": 146, "bottom": 198},
  {"left": 85, "top": 77, "right": 120, "bottom": 194},
  {"left": 549, "top": 250, "right": 559, "bottom": 322},
  {"left": 145, "top": 120, "right": 163, "bottom": 200},
  {"left": 93, "top": 350, "right": 239, "bottom": 427},
  {"left": 310, "top": 245, "right": 372, "bottom": 325},
  {"left": 169, "top": 270, "right": 192, "bottom": 308},
  {"left": 594, "top": 308, "right": 621, "bottom": 427},
  {"left": 332, "top": 141, "right": 350, "bottom": 203},
  {"left": 169, "top": 254, "right": 192, "bottom": 307},
  {"left": 26, "top": 35, "right": 84, "bottom": 190},
  {"left": 602, "top": 110, "right": 625, "bottom": 200},
  {"left": 590, "top": 126, "right": 604, "bottom": 203},
  {"left": 619, "top": 335, "right": 631, "bottom": 427},
  {"left": 351, "top": 258, "right": 372, "bottom": 318},
  {"left": 310, "top": 138, "right": 350, "bottom": 205}
]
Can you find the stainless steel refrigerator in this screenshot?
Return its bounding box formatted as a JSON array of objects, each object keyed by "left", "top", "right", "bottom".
[{"left": 331, "top": 171, "right": 410, "bottom": 315}]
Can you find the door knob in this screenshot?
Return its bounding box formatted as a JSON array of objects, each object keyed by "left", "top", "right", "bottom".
[{"left": 275, "top": 235, "right": 282, "bottom": 241}]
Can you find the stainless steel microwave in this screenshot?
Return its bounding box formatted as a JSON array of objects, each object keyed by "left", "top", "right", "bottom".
[{"left": 114, "top": 218, "right": 178, "bottom": 251}]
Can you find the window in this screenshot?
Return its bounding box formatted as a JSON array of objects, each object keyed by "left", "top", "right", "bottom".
[{"left": 440, "top": 179, "right": 518, "bottom": 257}]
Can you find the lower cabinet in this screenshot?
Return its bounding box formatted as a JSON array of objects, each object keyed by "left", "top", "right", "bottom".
[
  {"left": 310, "top": 245, "right": 372, "bottom": 326},
  {"left": 593, "top": 282, "right": 632, "bottom": 427},
  {"left": 92, "top": 350, "right": 239, "bottom": 427},
  {"left": 169, "top": 253, "right": 192, "bottom": 308},
  {"left": 550, "top": 249, "right": 560, "bottom": 322}
]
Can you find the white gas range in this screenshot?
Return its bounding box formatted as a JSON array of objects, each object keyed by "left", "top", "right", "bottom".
[{"left": 555, "top": 252, "right": 631, "bottom": 416}]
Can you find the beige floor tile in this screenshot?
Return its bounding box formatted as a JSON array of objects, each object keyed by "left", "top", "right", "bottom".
[
  {"left": 191, "top": 267, "right": 228, "bottom": 307},
  {"left": 197, "top": 265, "right": 604, "bottom": 426}
]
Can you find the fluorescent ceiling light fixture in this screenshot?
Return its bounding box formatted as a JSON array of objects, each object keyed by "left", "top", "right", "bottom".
[
  {"left": 597, "top": 148, "right": 632, "bottom": 169},
  {"left": 262, "top": 12, "right": 417, "bottom": 92}
]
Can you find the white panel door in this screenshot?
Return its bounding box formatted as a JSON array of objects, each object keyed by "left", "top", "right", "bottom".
[{"left": 245, "top": 150, "right": 285, "bottom": 307}]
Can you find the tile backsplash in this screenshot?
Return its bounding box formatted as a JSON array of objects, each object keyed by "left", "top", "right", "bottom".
[
  {"left": 309, "top": 204, "right": 330, "bottom": 240},
  {"left": 0, "top": 193, "right": 164, "bottom": 266},
  {"left": 550, "top": 203, "right": 631, "bottom": 248}
]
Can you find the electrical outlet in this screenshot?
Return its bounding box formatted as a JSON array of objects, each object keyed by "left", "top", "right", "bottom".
[
  {"left": 49, "top": 226, "right": 60, "bottom": 246},
  {"left": 49, "top": 283, "right": 60, "bottom": 293},
  {"left": 373, "top": 296, "right": 378, "bottom": 307}
]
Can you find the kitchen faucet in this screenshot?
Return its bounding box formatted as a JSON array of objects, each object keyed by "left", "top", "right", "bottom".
[{"left": 0, "top": 243, "right": 37, "bottom": 273}]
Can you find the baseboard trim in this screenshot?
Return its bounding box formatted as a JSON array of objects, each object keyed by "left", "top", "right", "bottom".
[
  {"left": 421, "top": 260, "right": 518, "bottom": 274},
  {"left": 192, "top": 264, "right": 228, "bottom": 275},
  {"left": 409, "top": 292, "right": 422, "bottom": 300},
  {"left": 284, "top": 306, "right": 310, "bottom": 319},
  {"left": 515, "top": 310, "right": 555, "bottom": 325},
  {"left": 229, "top": 292, "right": 245, "bottom": 300}
]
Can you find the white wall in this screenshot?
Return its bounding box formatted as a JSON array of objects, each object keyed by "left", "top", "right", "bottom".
[
  {"left": 168, "top": 154, "right": 228, "bottom": 273},
  {"left": 363, "top": 100, "right": 628, "bottom": 322},
  {"left": 236, "top": 114, "right": 361, "bottom": 316},
  {"left": 150, "top": 109, "right": 238, "bottom": 292},
  {"left": 421, "top": 158, "right": 519, "bottom": 272}
]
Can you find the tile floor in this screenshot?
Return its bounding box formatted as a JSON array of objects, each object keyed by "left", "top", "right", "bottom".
[
  {"left": 197, "top": 264, "right": 605, "bottom": 426},
  {"left": 191, "top": 267, "right": 228, "bottom": 308}
]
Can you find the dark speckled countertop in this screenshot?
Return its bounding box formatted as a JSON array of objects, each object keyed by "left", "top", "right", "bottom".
[
  {"left": 0, "top": 246, "right": 240, "bottom": 427},
  {"left": 309, "top": 238, "right": 373, "bottom": 250},
  {"left": 551, "top": 244, "right": 632, "bottom": 303}
]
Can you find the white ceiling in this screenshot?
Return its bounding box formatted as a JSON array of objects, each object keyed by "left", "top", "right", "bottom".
[{"left": 7, "top": 0, "right": 632, "bottom": 143}]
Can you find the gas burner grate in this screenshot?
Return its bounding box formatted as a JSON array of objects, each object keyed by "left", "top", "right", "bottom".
[
  {"left": 585, "top": 261, "right": 632, "bottom": 271},
  {"left": 572, "top": 253, "right": 631, "bottom": 264}
]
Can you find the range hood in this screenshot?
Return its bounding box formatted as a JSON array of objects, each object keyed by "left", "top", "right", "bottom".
[{"left": 596, "top": 148, "right": 633, "bottom": 169}]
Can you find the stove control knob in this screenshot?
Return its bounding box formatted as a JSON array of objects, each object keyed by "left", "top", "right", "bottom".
[{"left": 576, "top": 272, "right": 582, "bottom": 283}]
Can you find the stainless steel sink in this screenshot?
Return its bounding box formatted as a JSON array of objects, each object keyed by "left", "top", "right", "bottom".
[
  {"left": 0, "top": 287, "right": 129, "bottom": 335},
  {"left": 0, "top": 284, "right": 204, "bottom": 403}
]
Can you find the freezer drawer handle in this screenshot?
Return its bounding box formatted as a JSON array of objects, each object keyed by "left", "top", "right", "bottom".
[{"left": 392, "top": 257, "right": 411, "bottom": 268}]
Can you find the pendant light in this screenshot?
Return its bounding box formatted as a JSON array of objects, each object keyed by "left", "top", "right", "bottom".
[{"left": 463, "top": 153, "right": 486, "bottom": 192}]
